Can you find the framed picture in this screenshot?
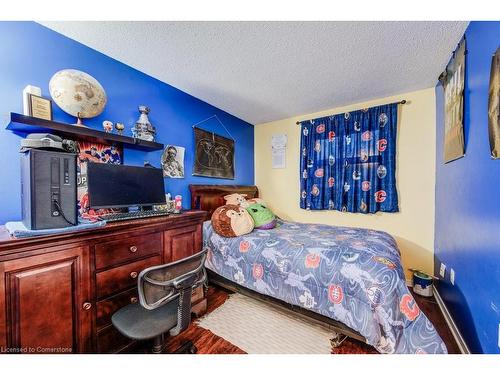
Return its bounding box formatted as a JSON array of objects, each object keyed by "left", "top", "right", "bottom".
[
  {"left": 28, "top": 93, "right": 53, "bottom": 121},
  {"left": 193, "top": 127, "right": 234, "bottom": 179}
]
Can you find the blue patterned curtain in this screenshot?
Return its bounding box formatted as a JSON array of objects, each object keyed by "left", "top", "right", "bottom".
[{"left": 299, "top": 103, "right": 399, "bottom": 213}]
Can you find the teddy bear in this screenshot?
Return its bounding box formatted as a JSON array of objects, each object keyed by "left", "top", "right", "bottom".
[
  {"left": 223, "top": 193, "right": 264, "bottom": 208},
  {"left": 246, "top": 203, "right": 276, "bottom": 230},
  {"left": 211, "top": 204, "right": 254, "bottom": 237}
]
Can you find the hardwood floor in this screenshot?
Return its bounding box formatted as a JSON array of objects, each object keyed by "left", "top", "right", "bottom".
[
  {"left": 163, "top": 286, "right": 245, "bottom": 354},
  {"left": 146, "top": 285, "right": 460, "bottom": 354},
  {"left": 412, "top": 291, "right": 460, "bottom": 354}
]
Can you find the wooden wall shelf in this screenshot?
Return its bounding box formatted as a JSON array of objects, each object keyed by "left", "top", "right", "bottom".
[{"left": 6, "top": 113, "right": 164, "bottom": 151}]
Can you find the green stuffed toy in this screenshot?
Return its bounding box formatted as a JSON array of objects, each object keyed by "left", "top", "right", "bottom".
[{"left": 246, "top": 203, "right": 276, "bottom": 230}]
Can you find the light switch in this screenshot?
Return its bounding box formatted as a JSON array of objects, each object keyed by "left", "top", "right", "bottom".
[
  {"left": 439, "top": 263, "right": 446, "bottom": 278},
  {"left": 450, "top": 268, "right": 455, "bottom": 285}
]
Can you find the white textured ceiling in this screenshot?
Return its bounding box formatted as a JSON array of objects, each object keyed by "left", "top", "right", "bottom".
[{"left": 40, "top": 21, "right": 468, "bottom": 124}]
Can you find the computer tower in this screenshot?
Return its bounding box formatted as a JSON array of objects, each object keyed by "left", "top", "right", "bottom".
[{"left": 21, "top": 149, "right": 78, "bottom": 230}]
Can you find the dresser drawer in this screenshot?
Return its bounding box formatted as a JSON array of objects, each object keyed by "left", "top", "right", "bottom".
[
  {"left": 96, "top": 255, "right": 161, "bottom": 299},
  {"left": 95, "top": 232, "right": 162, "bottom": 270},
  {"left": 96, "top": 287, "right": 139, "bottom": 330}
]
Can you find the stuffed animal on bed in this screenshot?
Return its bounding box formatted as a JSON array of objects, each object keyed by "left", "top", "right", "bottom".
[
  {"left": 211, "top": 204, "right": 255, "bottom": 237},
  {"left": 246, "top": 203, "right": 276, "bottom": 230},
  {"left": 223, "top": 193, "right": 264, "bottom": 208}
]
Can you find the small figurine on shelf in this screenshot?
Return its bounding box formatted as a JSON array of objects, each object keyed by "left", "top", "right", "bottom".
[
  {"left": 131, "top": 105, "right": 156, "bottom": 142},
  {"left": 115, "top": 122, "right": 125, "bottom": 135},
  {"left": 174, "top": 195, "right": 182, "bottom": 213},
  {"left": 102, "top": 120, "right": 113, "bottom": 133}
]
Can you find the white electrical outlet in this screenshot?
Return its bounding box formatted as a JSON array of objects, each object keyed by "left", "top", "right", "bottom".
[
  {"left": 450, "top": 268, "right": 455, "bottom": 285},
  {"left": 439, "top": 263, "right": 446, "bottom": 278}
]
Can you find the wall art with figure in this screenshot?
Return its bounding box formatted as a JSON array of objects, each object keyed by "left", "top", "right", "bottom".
[
  {"left": 439, "top": 37, "right": 466, "bottom": 163},
  {"left": 161, "top": 145, "right": 185, "bottom": 178},
  {"left": 77, "top": 141, "right": 123, "bottom": 219}
]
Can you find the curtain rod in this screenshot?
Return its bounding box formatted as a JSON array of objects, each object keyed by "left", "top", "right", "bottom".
[{"left": 295, "top": 100, "right": 407, "bottom": 125}]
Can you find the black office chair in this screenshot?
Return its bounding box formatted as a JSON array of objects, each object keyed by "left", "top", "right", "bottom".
[{"left": 112, "top": 249, "right": 207, "bottom": 354}]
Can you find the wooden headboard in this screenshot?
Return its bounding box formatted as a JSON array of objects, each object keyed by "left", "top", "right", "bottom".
[{"left": 189, "top": 185, "right": 259, "bottom": 218}]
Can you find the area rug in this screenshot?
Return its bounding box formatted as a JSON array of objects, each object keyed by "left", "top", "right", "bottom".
[{"left": 196, "top": 292, "right": 336, "bottom": 354}]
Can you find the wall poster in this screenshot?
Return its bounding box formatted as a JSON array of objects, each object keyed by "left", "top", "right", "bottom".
[
  {"left": 439, "top": 38, "right": 466, "bottom": 163},
  {"left": 161, "top": 145, "right": 185, "bottom": 178},
  {"left": 193, "top": 127, "right": 234, "bottom": 179},
  {"left": 77, "top": 142, "right": 123, "bottom": 219},
  {"left": 489, "top": 47, "right": 500, "bottom": 159},
  {"left": 271, "top": 133, "right": 287, "bottom": 169}
]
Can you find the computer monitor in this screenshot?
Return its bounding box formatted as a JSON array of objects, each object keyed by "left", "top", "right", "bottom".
[{"left": 87, "top": 163, "right": 166, "bottom": 209}]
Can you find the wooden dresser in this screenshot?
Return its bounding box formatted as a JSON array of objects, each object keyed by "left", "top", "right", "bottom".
[{"left": 0, "top": 210, "right": 207, "bottom": 353}]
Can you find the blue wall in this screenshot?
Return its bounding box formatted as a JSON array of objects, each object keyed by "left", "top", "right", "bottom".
[
  {"left": 435, "top": 21, "right": 500, "bottom": 354},
  {"left": 0, "top": 22, "right": 254, "bottom": 223}
]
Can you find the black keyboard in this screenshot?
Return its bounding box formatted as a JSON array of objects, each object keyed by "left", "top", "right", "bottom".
[{"left": 100, "top": 210, "right": 170, "bottom": 222}]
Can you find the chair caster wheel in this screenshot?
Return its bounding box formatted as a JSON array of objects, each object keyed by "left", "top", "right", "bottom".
[{"left": 174, "top": 341, "right": 198, "bottom": 354}]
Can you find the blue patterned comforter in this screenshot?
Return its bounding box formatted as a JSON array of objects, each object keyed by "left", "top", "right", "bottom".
[{"left": 203, "top": 219, "right": 447, "bottom": 354}]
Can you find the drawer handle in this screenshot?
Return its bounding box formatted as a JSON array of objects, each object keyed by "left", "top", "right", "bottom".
[
  {"left": 129, "top": 245, "right": 138, "bottom": 253},
  {"left": 82, "top": 302, "right": 92, "bottom": 310},
  {"left": 130, "top": 271, "right": 138, "bottom": 279},
  {"left": 130, "top": 297, "right": 138, "bottom": 304}
]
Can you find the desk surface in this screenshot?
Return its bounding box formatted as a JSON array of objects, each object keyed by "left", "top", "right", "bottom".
[{"left": 0, "top": 210, "right": 207, "bottom": 250}]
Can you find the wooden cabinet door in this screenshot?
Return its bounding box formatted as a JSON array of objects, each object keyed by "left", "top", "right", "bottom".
[
  {"left": 0, "top": 246, "right": 92, "bottom": 353},
  {"left": 163, "top": 223, "right": 206, "bottom": 316},
  {"left": 164, "top": 224, "right": 202, "bottom": 262}
]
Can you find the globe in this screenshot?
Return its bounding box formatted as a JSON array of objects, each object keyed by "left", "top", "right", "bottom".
[{"left": 49, "top": 69, "right": 107, "bottom": 126}]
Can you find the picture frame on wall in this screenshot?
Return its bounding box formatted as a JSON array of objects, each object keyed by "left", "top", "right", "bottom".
[{"left": 193, "top": 127, "right": 235, "bottom": 179}]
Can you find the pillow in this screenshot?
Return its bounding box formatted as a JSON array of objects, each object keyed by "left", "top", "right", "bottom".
[
  {"left": 211, "top": 204, "right": 255, "bottom": 237},
  {"left": 246, "top": 203, "right": 276, "bottom": 230},
  {"left": 223, "top": 193, "right": 248, "bottom": 206},
  {"left": 224, "top": 193, "right": 265, "bottom": 208}
]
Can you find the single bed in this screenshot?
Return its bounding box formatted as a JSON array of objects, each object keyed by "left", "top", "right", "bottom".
[{"left": 190, "top": 184, "right": 447, "bottom": 354}]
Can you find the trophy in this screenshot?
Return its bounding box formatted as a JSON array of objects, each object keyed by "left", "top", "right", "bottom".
[{"left": 132, "top": 106, "right": 156, "bottom": 142}]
